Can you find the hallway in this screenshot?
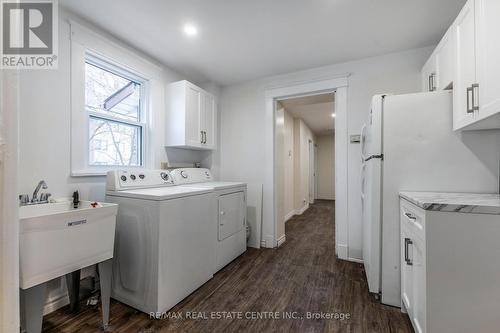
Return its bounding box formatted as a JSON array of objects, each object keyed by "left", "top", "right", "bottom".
[{"left": 43, "top": 200, "right": 412, "bottom": 333}]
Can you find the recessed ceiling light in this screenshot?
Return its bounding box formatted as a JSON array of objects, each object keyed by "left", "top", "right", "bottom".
[
  {"left": 331, "top": 113, "right": 336, "bottom": 118},
  {"left": 184, "top": 24, "right": 198, "bottom": 37}
]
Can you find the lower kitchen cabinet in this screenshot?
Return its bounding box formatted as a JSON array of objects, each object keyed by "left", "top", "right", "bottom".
[{"left": 400, "top": 198, "right": 500, "bottom": 333}]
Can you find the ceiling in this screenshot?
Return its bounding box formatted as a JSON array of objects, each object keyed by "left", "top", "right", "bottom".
[
  {"left": 280, "top": 94, "right": 335, "bottom": 135},
  {"left": 60, "top": 0, "right": 466, "bottom": 86}
]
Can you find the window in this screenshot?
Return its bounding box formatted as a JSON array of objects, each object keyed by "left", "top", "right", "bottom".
[{"left": 85, "top": 56, "right": 146, "bottom": 167}]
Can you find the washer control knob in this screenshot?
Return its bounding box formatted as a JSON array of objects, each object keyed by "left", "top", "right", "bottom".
[
  {"left": 160, "top": 172, "right": 169, "bottom": 181},
  {"left": 180, "top": 170, "right": 188, "bottom": 179},
  {"left": 120, "top": 175, "right": 127, "bottom": 182},
  {"left": 130, "top": 174, "right": 136, "bottom": 180},
  {"left": 139, "top": 174, "right": 145, "bottom": 179}
]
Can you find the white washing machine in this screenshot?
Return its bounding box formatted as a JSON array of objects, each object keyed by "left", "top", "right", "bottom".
[
  {"left": 170, "top": 168, "right": 247, "bottom": 272},
  {"left": 105, "top": 169, "right": 216, "bottom": 315}
]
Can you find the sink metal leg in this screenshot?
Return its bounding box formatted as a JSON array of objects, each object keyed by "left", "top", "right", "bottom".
[
  {"left": 98, "top": 259, "right": 112, "bottom": 329},
  {"left": 20, "top": 282, "right": 47, "bottom": 333},
  {"left": 65, "top": 269, "right": 81, "bottom": 313}
]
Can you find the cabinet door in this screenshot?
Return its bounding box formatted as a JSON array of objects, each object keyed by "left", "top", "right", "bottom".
[
  {"left": 202, "top": 93, "right": 216, "bottom": 149},
  {"left": 475, "top": 0, "right": 500, "bottom": 121},
  {"left": 400, "top": 225, "right": 413, "bottom": 316},
  {"left": 411, "top": 236, "right": 426, "bottom": 333},
  {"left": 218, "top": 192, "right": 245, "bottom": 241},
  {"left": 421, "top": 56, "right": 437, "bottom": 92},
  {"left": 453, "top": 0, "right": 477, "bottom": 130},
  {"left": 185, "top": 85, "right": 203, "bottom": 147},
  {"left": 435, "top": 29, "right": 454, "bottom": 90}
]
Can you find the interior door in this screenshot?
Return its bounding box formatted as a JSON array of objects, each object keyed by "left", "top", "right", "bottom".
[
  {"left": 202, "top": 93, "right": 216, "bottom": 149},
  {"left": 185, "top": 85, "right": 202, "bottom": 147},
  {"left": 476, "top": 0, "right": 500, "bottom": 121},
  {"left": 218, "top": 192, "right": 245, "bottom": 241},
  {"left": 454, "top": 0, "right": 477, "bottom": 129}
]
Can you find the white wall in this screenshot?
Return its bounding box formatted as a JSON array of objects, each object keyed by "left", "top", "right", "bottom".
[
  {"left": 283, "top": 110, "right": 294, "bottom": 220},
  {"left": 317, "top": 134, "right": 335, "bottom": 200},
  {"left": 294, "top": 118, "right": 315, "bottom": 212},
  {"left": 17, "top": 10, "right": 220, "bottom": 313},
  {"left": 219, "top": 46, "right": 433, "bottom": 256}
]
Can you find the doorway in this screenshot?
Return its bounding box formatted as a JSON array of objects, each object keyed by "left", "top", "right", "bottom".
[{"left": 275, "top": 92, "right": 336, "bottom": 246}]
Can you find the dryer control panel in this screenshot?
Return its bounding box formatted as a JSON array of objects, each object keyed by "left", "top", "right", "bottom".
[
  {"left": 170, "top": 168, "right": 213, "bottom": 185},
  {"left": 106, "top": 169, "right": 174, "bottom": 191}
]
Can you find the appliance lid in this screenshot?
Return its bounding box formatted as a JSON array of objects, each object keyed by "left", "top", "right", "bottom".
[
  {"left": 106, "top": 186, "right": 212, "bottom": 201},
  {"left": 182, "top": 181, "right": 247, "bottom": 190}
]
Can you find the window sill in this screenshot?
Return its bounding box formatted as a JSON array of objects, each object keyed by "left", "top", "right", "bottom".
[{"left": 71, "top": 170, "right": 108, "bottom": 177}]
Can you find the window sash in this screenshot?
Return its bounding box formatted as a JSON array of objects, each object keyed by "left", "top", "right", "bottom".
[
  {"left": 84, "top": 53, "right": 148, "bottom": 168},
  {"left": 88, "top": 115, "right": 144, "bottom": 167}
]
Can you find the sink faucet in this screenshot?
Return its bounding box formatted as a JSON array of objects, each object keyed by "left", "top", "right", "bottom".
[{"left": 32, "top": 180, "right": 48, "bottom": 203}]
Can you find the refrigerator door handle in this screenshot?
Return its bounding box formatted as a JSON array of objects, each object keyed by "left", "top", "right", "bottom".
[
  {"left": 360, "top": 124, "right": 367, "bottom": 161},
  {"left": 360, "top": 163, "right": 367, "bottom": 199}
]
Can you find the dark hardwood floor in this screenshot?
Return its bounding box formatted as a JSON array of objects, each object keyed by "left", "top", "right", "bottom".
[{"left": 42, "top": 200, "right": 412, "bottom": 333}]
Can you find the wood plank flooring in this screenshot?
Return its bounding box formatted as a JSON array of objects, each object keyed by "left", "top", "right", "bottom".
[{"left": 42, "top": 200, "right": 412, "bottom": 333}]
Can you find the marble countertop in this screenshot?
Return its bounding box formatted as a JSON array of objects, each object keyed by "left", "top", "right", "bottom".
[{"left": 399, "top": 191, "right": 500, "bottom": 215}]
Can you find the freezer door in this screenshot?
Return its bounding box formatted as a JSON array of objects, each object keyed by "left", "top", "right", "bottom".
[
  {"left": 362, "top": 157, "right": 382, "bottom": 294},
  {"left": 364, "top": 95, "right": 384, "bottom": 159}
]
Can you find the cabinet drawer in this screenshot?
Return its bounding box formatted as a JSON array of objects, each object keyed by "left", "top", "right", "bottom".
[{"left": 400, "top": 199, "right": 425, "bottom": 240}]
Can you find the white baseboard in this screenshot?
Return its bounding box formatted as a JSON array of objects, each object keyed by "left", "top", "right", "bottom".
[
  {"left": 284, "top": 211, "right": 295, "bottom": 222},
  {"left": 347, "top": 257, "right": 363, "bottom": 264},
  {"left": 317, "top": 196, "right": 335, "bottom": 200},
  {"left": 261, "top": 235, "right": 275, "bottom": 248},
  {"left": 336, "top": 244, "right": 348, "bottom": 260},
  {"left": 295, "top": 203, "right": 309, "bottom": 215},
  {"left": 276, "top": 235, "right": 286, "bottom": 247}
]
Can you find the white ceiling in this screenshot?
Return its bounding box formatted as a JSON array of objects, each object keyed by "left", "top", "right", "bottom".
[
  {"left": 60, "top": 0, "right": 466, "bottom": 86},
  {"left": 280, "top": 94, "right": 335, "bottom": 135}
]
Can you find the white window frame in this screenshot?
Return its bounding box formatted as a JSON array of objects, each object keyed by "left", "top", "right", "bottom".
[
  {"left": 85, "top": 52, "right": 148, "bottom": 168},
  {"left": 70, "top": 21, "right": 161, "bottom": 176}
]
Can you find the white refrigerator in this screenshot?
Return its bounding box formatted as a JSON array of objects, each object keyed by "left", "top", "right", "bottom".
[{"left": 361, "top": 90, "right": 499, "bottom": 307}]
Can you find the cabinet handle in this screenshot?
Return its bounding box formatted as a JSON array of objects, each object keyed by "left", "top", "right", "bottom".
[
  {"left": 404, "top": 212, "right": 416, "bottom": 220},
  {"left": 200, "top": 130, "right": 204, "bottom": 143},
  {"left": 467, "top": 86, "right": 474, "bottom": 113},
  {"left": 429, "top": 73, "right": 436, "bottom": 91},
  {"left": 404, "top": 238, "right": 413, "bottom": 266},
  {"left": 202, "top": 131, "right": 206, "bottom": 144},
  {"left": 472, "top": 83, "right": 479, "bottom": 112}
]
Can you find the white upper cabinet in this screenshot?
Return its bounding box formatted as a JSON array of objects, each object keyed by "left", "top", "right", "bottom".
[
  {"left": 435, "top": 28, "right": 454, "bottom": 90},
  {"left": 165, "top": 80, "right": 217, "bottom": 150},
  {"left": 423, "top": 0, "right": 500, "bottom": 130},
  {"left": 473, "top": 0, "right": 500, "bottom": 129},
  {"left": 453, "top": 0, "right": 477, "bottom": 129},
  {"left": 421, "top": 55, "right": 437, "bottom": 92}
]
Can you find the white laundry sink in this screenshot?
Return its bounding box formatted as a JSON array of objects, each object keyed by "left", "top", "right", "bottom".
[{"left": 19, "top": 200, "right": 118, "bottom": 289}]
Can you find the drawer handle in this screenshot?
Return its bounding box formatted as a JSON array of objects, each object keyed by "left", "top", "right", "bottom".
[
  {"left": 404, "top": 238, "right": 413, "bottom": 266},
  {"left": 404, "top": 212, "right": 416, "bottom": 220}
]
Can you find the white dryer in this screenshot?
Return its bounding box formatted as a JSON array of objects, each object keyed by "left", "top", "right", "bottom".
[
  {"left": 170, "top": 168, "right": 247, "bottom": 272},
  {"left": 105, "top": 169, "right": 216, "bottom": 315}
]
